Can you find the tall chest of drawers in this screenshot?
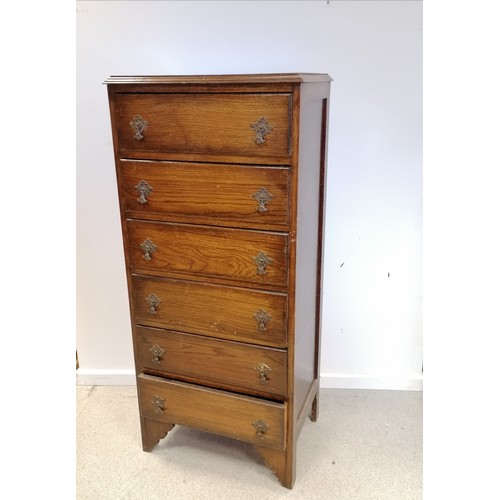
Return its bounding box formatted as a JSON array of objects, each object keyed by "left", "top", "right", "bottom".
[{"left": 105, "top": 73, "right": 331, "bottom": 488}]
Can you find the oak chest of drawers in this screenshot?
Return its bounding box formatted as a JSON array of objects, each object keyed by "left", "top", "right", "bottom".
[{"left": 105, "top": 73, "right": 331, "bottom": 488}]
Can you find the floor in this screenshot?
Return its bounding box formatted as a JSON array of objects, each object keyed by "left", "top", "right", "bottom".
[{"left": 76, "top": 386, "right": 422, "bottom": 499}]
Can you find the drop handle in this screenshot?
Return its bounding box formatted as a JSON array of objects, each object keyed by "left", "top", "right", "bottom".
[
  {"left": 135, "top": 180, "right": 153, "bottom": 204},
  {"left": 130, "top": 114, "right": 148, "bottom": 140},
  {"left": 140, "top": 239, "right": 157, "bottom": 261},
  {"left": 153, "top": 395, "right": 165, "bottom": 415},
  {"left": 149, "top": 344, "right": 165, "bottom": 364},
  {"left": 250, "top": 117, "right": 273, "bottom": 144},
  {"left": 252, "top": 187, "right": 273, "bottom": 213},
  {"left": 253, "top": 251, "right": 272, "bottom": 276},
  {"left": 145, "top": 293, "right": 161, "bottom": 315},
  {"left": 254, "top": 362, "right": 272, "bottom": 383},
  {"left": 252, "top": 419, "right": 270, "bottom": 439},
  {"left": 253, "top": 309, "right": 272, "bottom": 333}
]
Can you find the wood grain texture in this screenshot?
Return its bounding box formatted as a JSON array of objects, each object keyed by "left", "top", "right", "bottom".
[
  {"left": 119, "top": 160, "right": 290, "bottom": 229},
  {"left": 140, "top": 417, "right": 175, "bottom": 452},
  {"left": 106, "top": 74, "right": 331, "bottom": 489},
  {"left": 105, "top": 73, "right": 332, "bottom": 85},
  {"left": 138, "top": 374, "right": 286, "bottom": 450},
  {"left": 254, "top": 446, "right": 292, "bottom": 489},
  {"left": 131, "top": 276, "right": 288, "bottom": 347},
  {"left": 293, "top": 93, "right": 324, "bottom": 421},
  {"left": 137, "top": 327, "right": 287, "bottom": 397},
  {"left": 115, "top": 93, "right": 291, "bottom": 158},
  {"left": 127, "top": 220, "right": 288, "bottom": 286}
]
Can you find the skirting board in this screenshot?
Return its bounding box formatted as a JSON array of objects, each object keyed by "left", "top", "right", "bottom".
[
  {"left": 77, "top": 369, "right": 423, "bottom": 391},
  {"left": 76, "top": 369, "right": 136, "bottom": 386},
  {"left": 321, "top": 373, "right": 423, "bottom": 391}
]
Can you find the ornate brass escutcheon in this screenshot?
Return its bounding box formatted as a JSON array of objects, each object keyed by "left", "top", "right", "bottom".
[
  {"left": 140, "top": 238, "right": 157, "bottom": 261},
  {"left": 250, "top": 117, "right": 273, "bottom": 144},
  {"left": 253, "top": 251, "right": 272, "bottom": 276},
  {"left": 254, "top": 362, "right": 272, "bottom": 383},
  {"left": 253, "top": 309, "right": 272, "bottom": 333},
  {"left": 153, "top": 395, "right": 165, "bottom": 415},
  {"left": 130, "top": 114, "right": 148, "bottom": 140},
  {"left": 145, "top": 293, "right": 161, "bottom": 315},
  {"left": 252, "top": 187, "right": 274, "bottom": 213},
  {"left": 149, "top": 344, "right": 165, "bottom": 364},
  {"left": 252, "top": 419, "right": 270, "bottom": 439},
  {"left": 135, "top": 180, "right": 153, "bottom": 204}
]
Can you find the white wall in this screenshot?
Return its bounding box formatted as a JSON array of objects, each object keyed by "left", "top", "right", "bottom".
[{"left": 76, "top": 0, "right": 422, "bottom": 390}]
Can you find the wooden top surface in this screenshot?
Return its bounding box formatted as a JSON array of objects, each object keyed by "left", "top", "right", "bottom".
[{"left": 104, "top": 73, "right": 332, "bottom": 85}]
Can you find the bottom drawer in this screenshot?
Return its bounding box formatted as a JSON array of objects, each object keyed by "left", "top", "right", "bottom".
[{"left": 138, "top": 374, "right": 286, "bottom": 450}]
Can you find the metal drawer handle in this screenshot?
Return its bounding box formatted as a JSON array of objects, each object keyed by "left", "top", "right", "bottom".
[
  {"left": 145, "top": 293, "right": 161, "bottom": 315},
  {"left": 140, "top": 239, "right": 157, "bottom": 261},
  {"left": 252, "top": 187, "right": 273, "bottom": 213},
  {"left": 252, "top": 419, "right": 270, "bottom": 438},
  {"left": 153, "top": 395, "right": 165, "bottom": 415},
  {"left": 130, "top": 114, "right": 148, "bottom": 140},
  {"left": 149, "top": 344, "right": 165, "bottom": 364},
  {"left": 135, "top": 180, "right": 153, "bottom": 204},
  {"left": 254, "top": 362, "right": 272, "bottom": 383},
  {"left": 253, "top": 251, "right": 272, "bottom": 276},
  {"left": 251, "top": 117, "right": 273, "bottom": 144},
  {"left": 253, "top": 309, "right": 272, "bottom": 332}
]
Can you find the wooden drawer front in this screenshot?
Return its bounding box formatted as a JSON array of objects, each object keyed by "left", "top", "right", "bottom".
[
  {"left": 138, "top": 374, "right": 286, "bottom": 450},
  {"left": 132, "top": 276, "right": 287, "bottom": 347},
  {"left": 127, "top": 221, "right": 288, "bottom": 286},
  {"left": 119, "top": 161, "right": 290, "bottom": 229},
  {"left": 138, "top": 327, "right": 287, "bottom": 397},
  {"left": 114, "top": 93, "right": 290, "bottom": 158}
]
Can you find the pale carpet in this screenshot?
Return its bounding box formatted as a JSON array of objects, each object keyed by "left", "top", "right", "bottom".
[{"left": 77, "top": 386, "right": 422, "bottom": 499}]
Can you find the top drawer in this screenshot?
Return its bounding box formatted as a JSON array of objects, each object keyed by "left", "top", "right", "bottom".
[{"left": 112, "top": 93, "right": 291, "bottom": 160}]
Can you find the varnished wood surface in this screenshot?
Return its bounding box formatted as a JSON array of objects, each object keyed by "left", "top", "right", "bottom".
[
  {"left": 293, "top": 94, "right": 325, "bottom": 421},
  {"left": 138, "top": 374, "right": 286, "bottom": 450},
  {"left": 119, "top": 160, "right": 290, "bottom": 229},
  {"left": 114, "top": 93, "right": 291, "bottom": 158},
  {"left": 106, "top": 74, "right": 331, "bottom": 489},
  {"left": 254, "top": 446, "right": 291, "bottom": 489},
  {"left": 132, "top": 275, "right": 288, "bottom": 347},
  {"left": 141, "top": 417, "right": 174, "bottom": 452},
  {"left": 127, "top": 220, "right": 289, "bottom": 286},
  {"left": 137, "top": 327, "right": 287, "bottom": 397},
  {"left": 105, "top": 73, "right": 332, "bottom": 85}
]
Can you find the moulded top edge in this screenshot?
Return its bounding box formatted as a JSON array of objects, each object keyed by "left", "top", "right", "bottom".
[{"left": 104, "top": 73, "right": 332, "bottom": 85}]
